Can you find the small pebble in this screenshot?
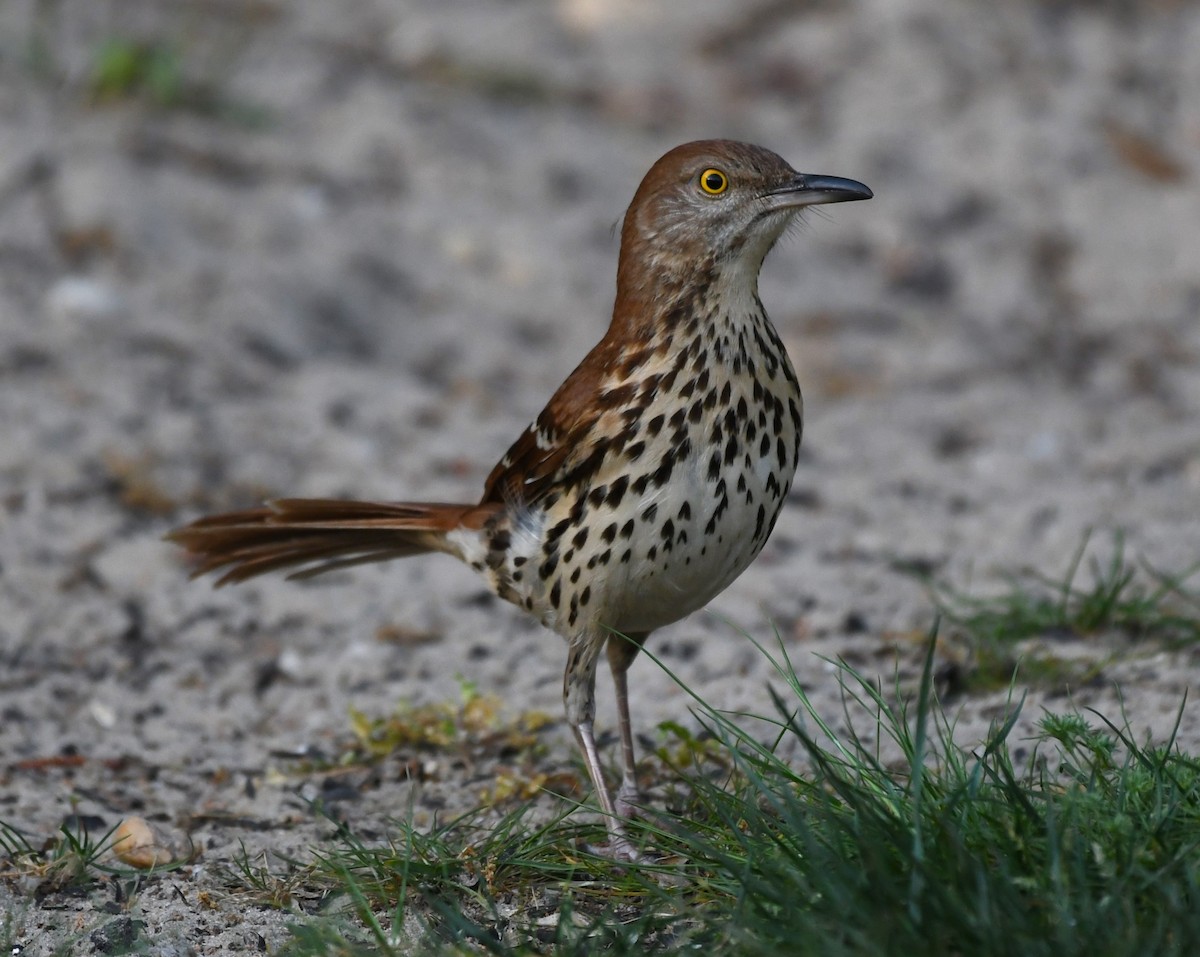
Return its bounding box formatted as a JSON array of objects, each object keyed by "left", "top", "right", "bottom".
[
  {"left": 111, "top": 816, "right": 177, "bottom": 869},
  {"left": 45, "top": 276, "right": 123, "bottom": 324}
]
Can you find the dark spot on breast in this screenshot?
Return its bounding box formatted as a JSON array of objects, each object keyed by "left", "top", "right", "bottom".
[
  {"left": 539, "top": 555, "right": 558, "bottom": 580},
  {"left": 549, "top": 581, "right": 562, "bottom": 607},
  {"left": 588, "top": 485, "right": 608, "bottom": 508},
  {"left": 707, "top": 452, "right": 721, "bottom": 481},
  {"left": 759, "top": 434, "right": 771, "bottom": 457},
  {"left": 546, "top": 517, "right": 572, "bottom": 546},
  {"left": 723, "top": 434, "right": 738, "bottom": 466},
  {"left": 580, "top": 585, "right": 592, "bottom": 607},
  {"left": 661, "top": 519, "right": 675, "bottom": 542},
  {"left": 632, "top": 473, "right": 650, "bottom": 495},
  {"left": 646, "top": 414, "right": 665, "bottom": 437},
  {"left": 677, "top": 501, "right": 691, "bottom": 521},
  {"left": 620, "top": 548, "right": 632, "bottom": 564},
  {"left": 601, "top": 522, "right": 618, "bottom": 544},
  {"left": 620, "top": 519, "right": 635, "bottom": 539},
  {"left": 572, "top": 527, "right": 589, "bottom": 550},
  {"left": 571, "top": 567, "right": 582, "bottom": 583},
  {"left": 642, "top": 502, "right": 658, "bottom": 522},
  {"left": 513, "top": 556, "right": 527, "bottom": 568},
  {"left": 626, "top": 440, "right": 645, "bottom": 462},
  {"left": 650, "top": 450, "right": 676, "bottom": 488},
  {"left": 606, "top": 475, "right": 629, "bottom": 508},
  {"left": 491, "top": 529, "right": 512, "bottom": 552}
]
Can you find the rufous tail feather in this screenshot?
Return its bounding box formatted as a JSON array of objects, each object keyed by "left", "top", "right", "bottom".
[{"left": 166, "top": 499, "right": 480, "bottom": 585}]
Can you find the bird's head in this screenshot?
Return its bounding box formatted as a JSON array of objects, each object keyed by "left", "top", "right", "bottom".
[{"left": 618, "top": 140, "right": 872, "bottom": 295}]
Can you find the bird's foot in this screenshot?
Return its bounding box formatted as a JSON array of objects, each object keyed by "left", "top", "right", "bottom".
[
  {"left": 614, "top": 779, "right": 645, "bottom": 821},
  {"left": 615, "top": 782, "right": 677, "bottom": 834},
  {"left": 582, "top": 834, "right": 642, "bottom": 863}
]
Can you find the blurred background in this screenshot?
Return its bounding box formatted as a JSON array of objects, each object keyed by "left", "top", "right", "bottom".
[
  {"left": 3, "top": 0, "right": 1197, "bottom": 628},
  {"left": 2, "top": 0, "right": 1199, "bottom": 707},
  {"left": 2, "top": 0, "right": 1200, "bottom": 863},
  {"left": 1, "top": 0, "right": 1198, "bottom": 943},
  {"left": 1, "top": 0, "right": 1196, "bottom": 494}
]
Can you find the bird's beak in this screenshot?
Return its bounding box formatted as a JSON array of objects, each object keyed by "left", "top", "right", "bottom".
[{"left": 764, "top": 173, "right": 873, "bottom": 210}]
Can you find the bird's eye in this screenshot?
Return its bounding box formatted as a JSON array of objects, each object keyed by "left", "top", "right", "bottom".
[{"left": 699, "top": 168, "right": 729, "bottom": 195}]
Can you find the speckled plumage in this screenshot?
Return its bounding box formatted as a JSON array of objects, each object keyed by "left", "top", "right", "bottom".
[{"left": 169, "top": 140, "right": 871, "bottom": 859}]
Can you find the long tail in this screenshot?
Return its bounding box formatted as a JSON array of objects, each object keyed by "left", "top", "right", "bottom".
[{"left": 167, "top": 498, "right": 488, "bottom": 585}]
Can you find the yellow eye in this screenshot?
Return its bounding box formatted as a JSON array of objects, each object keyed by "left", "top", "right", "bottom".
[{"left": 699, "top": 168, "right": 729, "bottom": 195}]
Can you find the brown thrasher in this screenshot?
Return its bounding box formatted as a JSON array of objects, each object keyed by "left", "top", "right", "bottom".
[{"left": 168, "top": 140, "right": 871, "bottom": 859}]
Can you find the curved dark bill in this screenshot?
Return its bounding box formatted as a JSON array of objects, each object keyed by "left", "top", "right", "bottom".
[{"left": 766, "top": 173, "right": 873, "bottom": 209}]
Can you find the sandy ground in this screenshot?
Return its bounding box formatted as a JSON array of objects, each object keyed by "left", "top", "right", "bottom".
[{"left": 1, "top": 0, "right": 1199, "bottom": 952}]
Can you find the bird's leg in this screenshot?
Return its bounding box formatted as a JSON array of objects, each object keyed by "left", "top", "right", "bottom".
[
  {"left": 564, "top": 636, "right": 639, "bottom": 861},
  {"left": 606, "top": 631, "right": 649, "bottom": 819}
]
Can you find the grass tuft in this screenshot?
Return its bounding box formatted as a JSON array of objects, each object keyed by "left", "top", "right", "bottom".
[
  {"left": 0, "top": 816, "right": 131, "bottom": 893},
  {"left": 251, "top": 624, "right": 1200, "bottom": 956},
  {"left": 907, "top": 531, "right": 1200, "bottom": 690}
]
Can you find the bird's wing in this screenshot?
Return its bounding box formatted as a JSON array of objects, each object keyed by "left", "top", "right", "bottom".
[
  {"left": 481, "top": 352, "right": 607, "bottom": 507},
  {"left": 480, "top": 335, "right": 671, "bottom": 508}
]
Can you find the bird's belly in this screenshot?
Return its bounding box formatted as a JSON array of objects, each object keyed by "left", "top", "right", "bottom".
[{"left": 605, "top": 455, "right": 789, "bottom": 633}]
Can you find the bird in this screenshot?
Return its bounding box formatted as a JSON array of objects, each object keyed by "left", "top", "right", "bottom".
[{"left": 167, "top": 140, "right": 872, "bottom": 860}]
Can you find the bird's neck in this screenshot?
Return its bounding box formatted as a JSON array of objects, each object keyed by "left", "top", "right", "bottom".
[{"left": 611, "top": 245, "right": 767, "bottom": 347}]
